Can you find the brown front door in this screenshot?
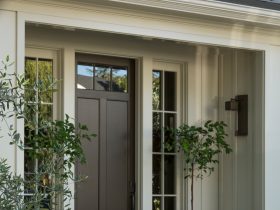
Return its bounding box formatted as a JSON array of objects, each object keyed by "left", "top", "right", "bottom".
[{"left": 75, "top": 53, "right": 135, "bottom": 210}]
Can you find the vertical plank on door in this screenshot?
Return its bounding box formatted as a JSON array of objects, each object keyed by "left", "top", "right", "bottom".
[
  {"left": 76, "top": 98, "right": 100, "bottom": 210},
  {"left": 106, "top": 100, "right": 128, "bottom": 210}
]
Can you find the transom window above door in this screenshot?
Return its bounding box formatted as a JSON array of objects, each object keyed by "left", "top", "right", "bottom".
[{"left": 77, "top": 62, "right": 128, "bottom": 93}]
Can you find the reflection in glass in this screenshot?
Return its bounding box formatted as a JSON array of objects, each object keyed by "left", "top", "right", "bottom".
[
  {"left": 24, "top": 104, "right": 36, "bottom": 147},
  {"left": 153, "top": 112, "right": 162, "bottom": 152},
  {"left": 39, "top": 104, "right": 53, "bottom": 126},
  {"left": 164, "top": 155, "right": 176, "bottom": 194},
  {"left": 164, "top": 113, "right": 176, "bottom": 153},
  {"left": 24, "top": 173, "right": 35, "bottom": 194},
  {"left": 164, "top": 197, "right": 176, "bottom": 210},
  {"left": 94, "top": 66, "right": 110, "bottom": 91},
  {"left": 153, "top": 155, "right": 161, "bottom": 194},
  {"left": 38, "top": 59, "right": 53, "bottom": 103},
  {"left": 165, "top": 113, "right": 176, "bottom": 129},
  {"left": 153, "top": 197, "right": 162, "bottom": 210},
  {"left": 25, "top": 58, "right": 37, "bottom": 102},
  {"left": 77, "top": 63, "right": 129, "bottom": 92},
  {"left": 164, "top": 71, "right": 176, "bottom": 111},
  {"left": 112, "top": 68, "right": 128, "bottom": 92},
  {"left": 77, "top": 64, "right": 93, "bottom": 89},
  {"left": 40, "top": 194, "right": 51, "bottom": 210},
  {"left": 153, "top": 71, "right": 162, "bottom": 110},
  {"left": 24, "top": 150, "right": 35, "bottom": 174}
]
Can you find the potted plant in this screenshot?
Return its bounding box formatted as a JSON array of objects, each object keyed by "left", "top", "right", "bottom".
[{"left": 166, "top": 120, "right": 232, "bottom": 210}]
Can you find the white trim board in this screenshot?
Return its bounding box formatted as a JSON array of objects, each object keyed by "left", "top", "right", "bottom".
[
  {"left": 12, "top": 0, "right": 280, "bottom": 27},
  {"left": 109, "top": 0, "right": 280, "bottom": 26},
  {"left": 18, "top": 12, "right": 269, "bottom": 52}
]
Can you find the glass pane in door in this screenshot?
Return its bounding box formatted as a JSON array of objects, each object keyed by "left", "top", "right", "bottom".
[{"left": 77, "top": 63, "right": 93, "bottom": 89}]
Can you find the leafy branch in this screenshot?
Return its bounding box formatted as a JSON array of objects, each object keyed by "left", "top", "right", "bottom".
[
  {"left": 0, "top": 56, "right": 96, "bottom": 210},
  {"left": 166, "top": 120, "right": 232, "bottom": 210}
]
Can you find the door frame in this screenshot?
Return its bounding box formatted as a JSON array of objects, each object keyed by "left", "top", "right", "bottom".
[{"left": 74, "top": 52, "right": 138, "bottom": 210}]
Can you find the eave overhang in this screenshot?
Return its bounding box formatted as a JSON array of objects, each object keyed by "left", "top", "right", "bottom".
[{"left": 107, "top": 0, "right": 280, "bottom": 27}]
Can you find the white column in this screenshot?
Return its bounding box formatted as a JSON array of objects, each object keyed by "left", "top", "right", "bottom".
[
  {"left": 141, "top": 56, "right": 153, "bottom": 210},
  {"left": 265, "top": 46, "right": 280, "bottom": 210},
  {"left": 201, "top": 48, "right": 219, "bottom": 210},
  {"left": 187, "top": 46, "right": 203, "bottom": 210},
  {"left": 63, "top": 47, "right": 76, "bottom": 209},
  {"left": 16, "top": 12, "right": 26, "bottom": 176},
  {"left": 0, "top": 10, "right": 17, "bottom": 172}
]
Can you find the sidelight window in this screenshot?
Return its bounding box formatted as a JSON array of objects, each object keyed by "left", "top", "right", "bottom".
[
  {"left": 152, "top": 66, "right": 180, "bottom": 210},
  {"left": 24, "top": 56, "right": 56, "bottom": 209}
]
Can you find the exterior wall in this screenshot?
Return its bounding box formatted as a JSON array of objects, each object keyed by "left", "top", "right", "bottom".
[
  {"left": 265, "top": 46, "right": 280, "bottom": 210},
  {"left": 218, "top": 48, "right": 264, "bottom": 210},
  {"left": 187, "top": 46, "right": 220, "bottom": 210}
]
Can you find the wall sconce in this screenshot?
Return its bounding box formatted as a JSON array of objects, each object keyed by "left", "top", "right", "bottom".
[{"left": 225, "top": 95, "right": 248, "bottom": 136}]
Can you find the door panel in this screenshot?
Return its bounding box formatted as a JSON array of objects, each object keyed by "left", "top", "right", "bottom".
[
  {"left": 106, "top": 100, "right": 128, "bottom": 210},
  {"left": 75, "top": 53, "right": 135, "bottom": 210},
  {"left": 76, "top": 98, "right": 100, "bottom": 210}
]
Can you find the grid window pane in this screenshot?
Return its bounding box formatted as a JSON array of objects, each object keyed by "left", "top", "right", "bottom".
[
  {"left": 164, "top": 155, "right": 176, "bottom": 194},
  {"left": 164, "top": 197, "right": 176, "bottom": 210},
  {"left": 94, "top": 66, "right": 110, "bottom": 91},
  {"left": 164, "top": 113, "right": 176, "bottom": 153},
  {"left": 164, "top": 71, "right": 176, "bottom": 111},
  {"left": 24, "top": 104, "right": 36, "bottom": 147},
  {"left": 112, "top": 68, "right": 128, "bottom": 92},
  {"left": 153, "top": 197, "right": 162, "bottom": 210},
  {"left": 24, "top": 173, "right": 35, "bottom": 194},
  {"left": 38, "top": 104, "right": 53, "bottom": 126},
  {"left": 153, "top": 71, "right": 162, "bottom": 110},
  {"left": 24, "top": 150, "right": 35, "bottom": 174},
  {"left": 77, "top": 63, "right": 93, "bottom": 89},
  {"left": 153, "top": 155, "right": 162, "bottom": 194},
  {"left": 153, "top": 112, "right": 162, "bottom": 152},
  {"left": 25, "top": 58, "right": 37, "bottom": 102},
  {"left": 38, "top": 59, "right": 53, "bottom": 103}
]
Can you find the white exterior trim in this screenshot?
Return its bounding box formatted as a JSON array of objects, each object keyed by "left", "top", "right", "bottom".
[{"left": 110, "top": 0, "right": 280, "bottom": 26}]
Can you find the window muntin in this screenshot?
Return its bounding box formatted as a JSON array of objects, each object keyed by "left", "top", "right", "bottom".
[
  {"left": 77, "top": 62, "right": 128, "bottom": 93},
  {"left": 152, "top": 69, "right": 178, "bottom": 210}
]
